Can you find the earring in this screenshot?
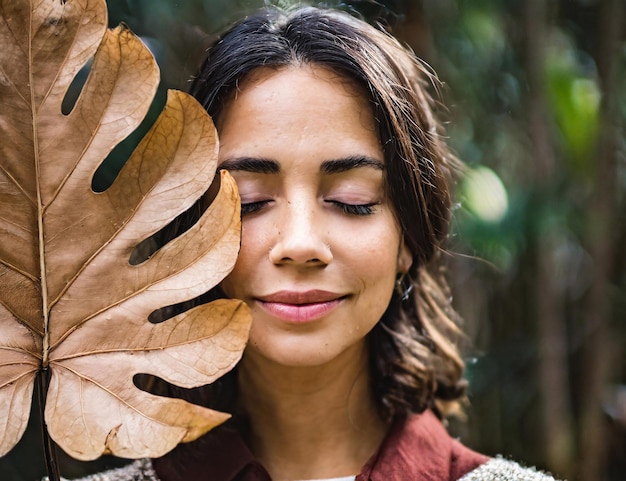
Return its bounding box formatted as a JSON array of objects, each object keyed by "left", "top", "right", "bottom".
[{"left": 395, "top": 273, "right": 413, "bottom": 302}]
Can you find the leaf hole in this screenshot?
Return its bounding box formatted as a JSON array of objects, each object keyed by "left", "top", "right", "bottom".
[
  {"left": 134, "top": 373, "right": 166, "bottom": 395},
  {"left": 133, "top": 372, "right": 237, "bottom": 412},
  {"left": 92, "top": 88, "right": 167, "bottom": 193},
  {"left": 61, "top": 58, "right": 92, "bottom": 116},
  {"left": 134, "top": 374, "right": 211, "bottom": 400},
  {"left": 147, "top": 285, "right": 225, "bottom": 325},
  {"left": 129, "top": 174, "right": 221, "bottom": 266}
]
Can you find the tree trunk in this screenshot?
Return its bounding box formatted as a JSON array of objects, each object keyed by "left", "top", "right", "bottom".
[
  {"left": 579, "top": 0, "right": 623, "bottom": 479},
  {"left": 524, "top": 0, "right": 574, "bottom": 477}
]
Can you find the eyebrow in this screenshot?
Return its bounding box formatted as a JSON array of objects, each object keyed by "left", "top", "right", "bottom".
[
  {"left": 320, "top": 156, "right": 384, "bottom": 174},
  {"left": 219, "top": 155, "right": 384, "bottom": 175},
  {"left": 218, "top": 157, "right": 280, "bottom": 174}
]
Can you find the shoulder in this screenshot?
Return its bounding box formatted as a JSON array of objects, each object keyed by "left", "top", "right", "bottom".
[
  {"left": 60, "top": 459, "right": 159, "bottom": 481},
  {"left": 363, "top": 411, "right": 488, "bottom": 480},
  {"left": 458, "top": 456, "right": 563, "bottom": 481}
]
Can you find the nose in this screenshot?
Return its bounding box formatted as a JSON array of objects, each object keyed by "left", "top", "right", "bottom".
[{"left": 269, "top": 202, "right": 333, "bottom": 266}]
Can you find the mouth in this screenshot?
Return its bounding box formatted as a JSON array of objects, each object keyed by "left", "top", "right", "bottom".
[{"left": 255, "top": 290, "right": 345, "bottom": 323}]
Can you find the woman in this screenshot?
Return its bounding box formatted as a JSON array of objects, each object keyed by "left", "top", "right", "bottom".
[{"left": 76, "top": 5, "right": 561, "bottom": 481}]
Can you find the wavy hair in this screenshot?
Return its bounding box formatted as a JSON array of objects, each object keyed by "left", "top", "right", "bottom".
[{"left": 182, "top": 5, "right": 466, "bottom": 421}]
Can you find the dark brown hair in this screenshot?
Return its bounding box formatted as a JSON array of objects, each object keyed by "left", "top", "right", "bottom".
[{"left": 185, "top": 5, "right": 465, "bottom": 421}]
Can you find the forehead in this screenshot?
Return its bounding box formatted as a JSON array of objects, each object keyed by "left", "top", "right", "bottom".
[
  {"left": 218, "top": 64, "right": 374, "bottom": 127},
  {"left": 216, "top": 64, "right": 383, "bottom": 166}
]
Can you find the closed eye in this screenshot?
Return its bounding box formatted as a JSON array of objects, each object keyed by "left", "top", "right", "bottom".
[
  {"left": 325, "top": 200, "right": 378, "bottom": 216},
  {"left": 241, "top": 200, "right": 272, "bottom": 216}
]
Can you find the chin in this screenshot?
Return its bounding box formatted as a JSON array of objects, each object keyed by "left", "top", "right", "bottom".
[{"left": 245, "top": 337, "right": 366, "bottom": 370}]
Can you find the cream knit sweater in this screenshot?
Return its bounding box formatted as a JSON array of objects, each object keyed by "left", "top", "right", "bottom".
[{"left": 63, "top": 457, "right": 562, "bottom": 481}]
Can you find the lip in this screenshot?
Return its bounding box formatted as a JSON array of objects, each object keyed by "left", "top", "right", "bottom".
[{"left": 256, "top": 290, "right": 345, "bottom": 323}]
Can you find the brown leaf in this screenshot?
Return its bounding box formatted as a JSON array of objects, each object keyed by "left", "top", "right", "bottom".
[{"left": 0, "top": 0, "right": 251, "bottom": 460}]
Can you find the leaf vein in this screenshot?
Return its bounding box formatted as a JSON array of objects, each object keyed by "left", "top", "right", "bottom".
[
  {"left": 0, "top": 367, "right": 39, "bottom": 390},
  {"left": 0, "top": 162, "right": 37, "bottom": 207},
  {"left": 55, "top": 363, "right": 180, "bottom": 426}
]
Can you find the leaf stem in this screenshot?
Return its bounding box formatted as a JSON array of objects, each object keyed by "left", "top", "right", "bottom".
[
  {"left": 38, "top": 369, "right": 61, "bottom": 481},
  {"left": 31, "top": 2, "right": 50, "bottom": 369},
  {"left": 29, "top": 6, "right": 56, "bottom": 478}
]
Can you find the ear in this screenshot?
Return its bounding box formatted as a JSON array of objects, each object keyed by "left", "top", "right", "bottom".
[{"left": 397, "top": 238, "right": 413, "bottom": 274}]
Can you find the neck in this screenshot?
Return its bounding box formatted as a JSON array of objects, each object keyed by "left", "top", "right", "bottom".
[{"left": 237, "top": 342, "right": 388, "bottom": 480}]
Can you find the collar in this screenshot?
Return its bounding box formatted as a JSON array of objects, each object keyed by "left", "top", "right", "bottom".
[
  {"left": 152, "top": 421, "right": 269, "bottom": 481},
  {"left": 152, "top": 410, "right": 488, "bottom": 481},
  {"left": 358, "top": 410, "right": 488, "bottom": 481}
]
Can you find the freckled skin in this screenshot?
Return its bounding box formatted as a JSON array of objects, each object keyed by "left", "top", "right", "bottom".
[{"left": 218, "top": 65, "right": 412, "bottom": 369}]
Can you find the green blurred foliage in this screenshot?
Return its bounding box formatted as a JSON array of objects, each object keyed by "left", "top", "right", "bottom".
[{"left": 545, "top": 34, "right": 600, "bottom": 175}]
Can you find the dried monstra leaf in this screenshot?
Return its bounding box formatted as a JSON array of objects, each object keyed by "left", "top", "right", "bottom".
[{"left": 0, "top": 0, "right": 251, "bottom": 460}]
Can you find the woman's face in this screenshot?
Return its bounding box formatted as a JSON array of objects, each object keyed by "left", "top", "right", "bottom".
[{"left": 218, "top": 65, "right": 411, "bottom": 368}]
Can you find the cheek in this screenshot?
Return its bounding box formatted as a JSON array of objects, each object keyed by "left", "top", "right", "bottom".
[
  {"left": 360, "top": 221, "right": 403, "bottom": 266},
  {"left": 348, "top": 224, "right": 402, "bottom": 291},
  {"left": 220, "top": 221, "right": 268, "bottom": 296}
]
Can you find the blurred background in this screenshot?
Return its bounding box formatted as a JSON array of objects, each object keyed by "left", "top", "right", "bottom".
[{"left": 1, "top": 0, "right": 624, "bottom": 480}]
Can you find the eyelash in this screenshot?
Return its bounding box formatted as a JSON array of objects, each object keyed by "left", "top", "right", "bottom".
[
  {"left": 327, "top": 200, "right": 377, "bottom": 216},
  {"left": 240, "top": 200, "right": 378, "bottom": 217},
  {"left": 240, "top": 200, "right": 270, "bottom": 216}
]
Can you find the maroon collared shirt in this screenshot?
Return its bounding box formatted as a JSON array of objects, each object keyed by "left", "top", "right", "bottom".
[{"left": 152, "top": 410, "right": 489, "bottom": 481}]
